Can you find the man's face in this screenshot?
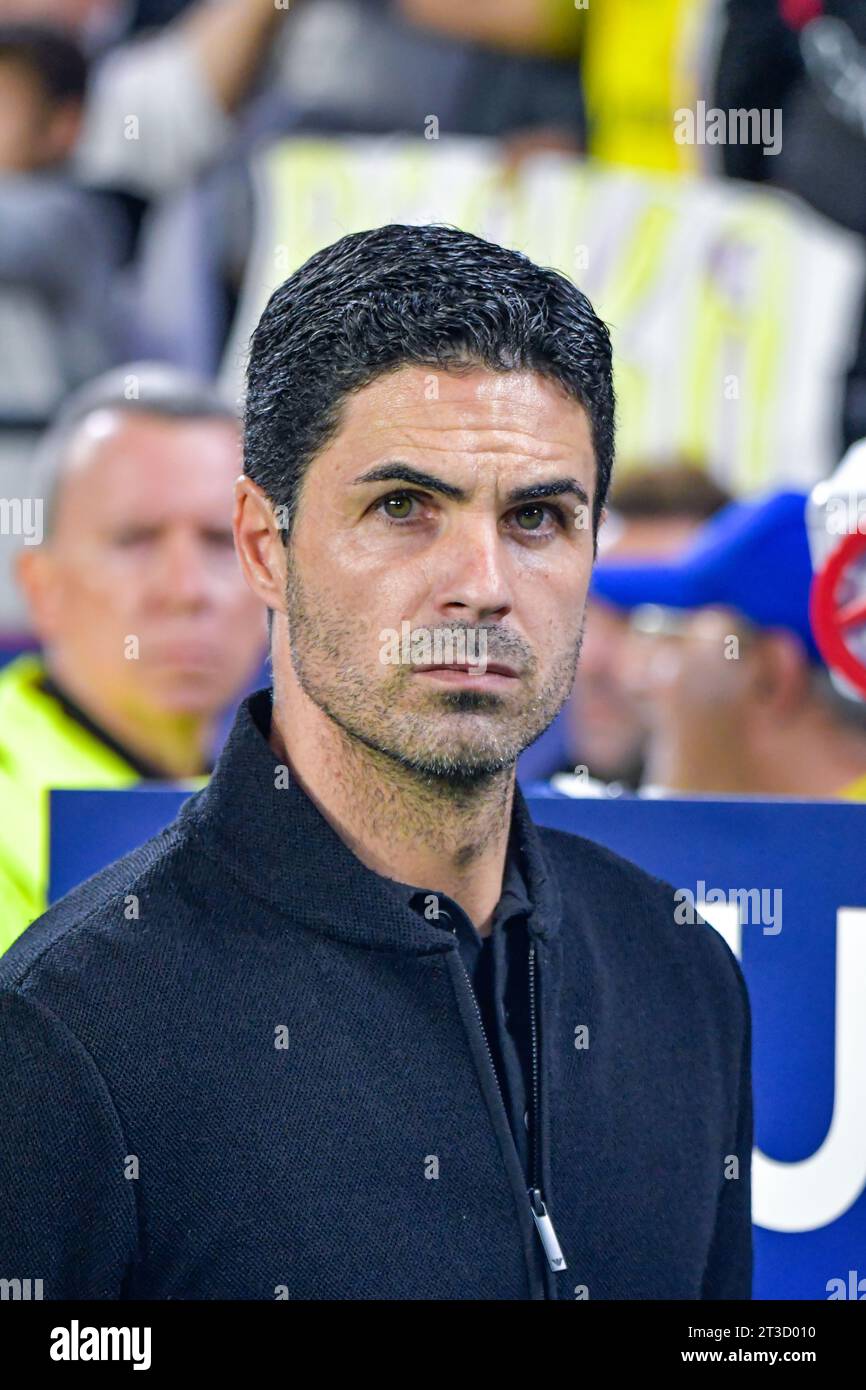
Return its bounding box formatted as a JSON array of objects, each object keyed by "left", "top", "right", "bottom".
[
  {"left": 21, "top": 409, "right": 266, "bottom": 720},
  {"left": 278, "top": 364, "right": 597, "bottom": 780},
  {"left": 0, "top": 59, "right": 79, "bottom": 171},
  {"left": 622, "top": 605, "right": 753, "bottom": 784},
  {"left": 571, "top": 514, "right": 708, "bottom": 781}
]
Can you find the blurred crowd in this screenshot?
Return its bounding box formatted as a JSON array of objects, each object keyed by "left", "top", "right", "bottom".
[
  {"left": 529, "top": 459, "right": 866, "bottom": 803},
  {"left": 2, "top": 0, "right": 866, "bottom": 951},
  {"left": 3, "top": 0, "right": 866, "bottom": 422}
]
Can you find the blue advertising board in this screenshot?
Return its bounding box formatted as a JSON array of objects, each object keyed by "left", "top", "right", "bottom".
[{"left": 50, "top": 787, "right": 866, "bottom": 1300}]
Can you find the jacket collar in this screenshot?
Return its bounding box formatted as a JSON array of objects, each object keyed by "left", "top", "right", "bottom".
[
  {"left": 182, "top": 689, "right": 563, "bottom": 955},
  {"left": 388, "top": 811, "right": 535, "bottom": 943}
]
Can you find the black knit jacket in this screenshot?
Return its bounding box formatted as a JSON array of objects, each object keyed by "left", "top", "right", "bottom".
[{"left": 0, "top": 690, "right": 752, "bottom": 1300}]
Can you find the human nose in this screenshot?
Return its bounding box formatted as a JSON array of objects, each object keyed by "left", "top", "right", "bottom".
[
  {"left": 431, "top": 514, "right": 513, "bottom": 623},
  {"left": 151, "top": 532, "right": 212, "bottom": 611}
]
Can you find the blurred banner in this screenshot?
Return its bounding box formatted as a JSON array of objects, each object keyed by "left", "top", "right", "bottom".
[
  {"left": 50, "top": 787, "right": 866, "bottom": 1300},
  {"left": 223, "top": 136, "right": 866, "bottom": 496},
  {"left": 532, "top": 794, "right": 866, "bottom": 1301}
]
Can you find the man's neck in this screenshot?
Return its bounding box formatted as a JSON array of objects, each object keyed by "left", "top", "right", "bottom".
[{"left": 269, "top": 684, "right": 516, "bottom": 935}]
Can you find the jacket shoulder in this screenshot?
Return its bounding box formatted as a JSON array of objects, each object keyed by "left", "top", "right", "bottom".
[
  {"left": 0, "top": 813, "right": 194, "bottom": 995},
  {"left": 536, "top": 823, "right": 748, "bottom": 1006},
  {"left": 538, "top": 822, "right": 680, "bottom": 904}
]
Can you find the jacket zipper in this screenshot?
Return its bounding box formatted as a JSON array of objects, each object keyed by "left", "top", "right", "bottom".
[
  {"left": 527, "top": 942, "right": 567, "bottom": 1274},
  {"left": 453, "top": 940, "right": 566, "bottom": 1277}
]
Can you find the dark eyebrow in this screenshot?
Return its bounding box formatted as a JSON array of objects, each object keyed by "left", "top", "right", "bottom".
[
  {"left": 351, "top": 462, "right": 465, "bottom": 500},
  {"left": 351, "top": 462, "right": 590, "bottom": 509},
  {"left": 504, "top": 478, "right": 590, "bottom": 509}
]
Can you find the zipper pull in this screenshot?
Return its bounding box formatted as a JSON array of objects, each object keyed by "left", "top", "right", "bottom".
[{"left": 528, "top": 1188, "right": 567, "bottom": 1271}]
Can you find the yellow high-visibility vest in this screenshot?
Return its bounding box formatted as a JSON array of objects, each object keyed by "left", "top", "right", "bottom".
[{"left": 0, "top": 654, "right": 143, "bottom": 955}]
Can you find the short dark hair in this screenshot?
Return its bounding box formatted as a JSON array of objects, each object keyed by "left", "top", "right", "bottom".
[
  {"left": 244, "top": 223, "right": 615, "bottom": 542},
  {"left": 610, "top": 461, "right": 732, "bottom": 522},
  {"left": 0, "top": 24, "right": 88, "bottom": 105}
]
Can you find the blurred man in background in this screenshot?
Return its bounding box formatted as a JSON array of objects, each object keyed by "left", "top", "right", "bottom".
[
  {"left": 0, "top": 0, "right": 284, "bottom": 197},
  {"left": 0, "top": 363, "right": 266, "bottom": 953},
  {"left": 0, "top": 24, "right": 123, "bottom": 421},
  {"left": 592, "top": 490, "right": 866, "bottom": 798},
  {"left": 542, "top": 464, "right": 730, "bottom": 789},
  {"left": 0, "top": 21, "right": 86, "bottom": 171}
]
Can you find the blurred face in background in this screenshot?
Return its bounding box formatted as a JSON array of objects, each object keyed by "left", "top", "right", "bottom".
[
  {"left": 18, "top": 409, "right": 266, "bottom": 726},
  {"left": 0, "top": 56, "right": 82, "bottom": 170},
  {"left": 569, "top": 512, "right": 708, "bottom": 783},
  {"left": 621, "top": 605, "right": 756, "bottom": 792}
]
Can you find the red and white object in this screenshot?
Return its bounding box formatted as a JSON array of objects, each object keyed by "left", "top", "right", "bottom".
[{"left": 808, "top": 440, "right": 866, "bottom": 699}]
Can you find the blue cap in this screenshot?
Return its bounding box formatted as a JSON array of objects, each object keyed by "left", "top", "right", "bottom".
[{"left": 590, "top": 490, "right": 823, "bottom": 664}]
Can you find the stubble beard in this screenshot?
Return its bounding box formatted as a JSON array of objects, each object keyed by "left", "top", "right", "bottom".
[{"left": 283, "top": 556, "right": 584, "bottom": 787}]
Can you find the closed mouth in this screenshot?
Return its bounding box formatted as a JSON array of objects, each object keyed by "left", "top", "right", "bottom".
[{"left": 413, "top": 662, "right": 519, "bottom": 677}]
